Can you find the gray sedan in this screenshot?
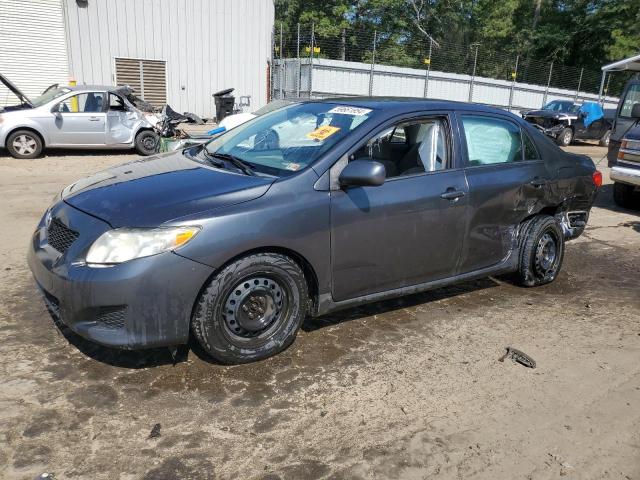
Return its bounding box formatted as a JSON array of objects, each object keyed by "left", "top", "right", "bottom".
[
  {"left": 28, "top": 98, "right": 600, "bottom": 364},
  {"left": 1, "top": 74, "right": 158, "bottom": 159}
]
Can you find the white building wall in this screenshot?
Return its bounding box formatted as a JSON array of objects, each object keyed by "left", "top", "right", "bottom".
[
  {"left": 0, "top": 0, "right": 70, "bottom": 105},
  {"left": 62, "top": 0, "right": 274, "bottom": 117}
]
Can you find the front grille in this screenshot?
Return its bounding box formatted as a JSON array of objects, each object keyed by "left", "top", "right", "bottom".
[
  {"left": 47, "top": 218, "right": 79, "bottom": 254},
  {"left": 96, "top": 306, "right": 127, "bottom": 330}
]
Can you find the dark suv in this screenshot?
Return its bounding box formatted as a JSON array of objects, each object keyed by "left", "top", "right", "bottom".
[{"left": 28, "top": 99, "right": 600, "bottom": 364}]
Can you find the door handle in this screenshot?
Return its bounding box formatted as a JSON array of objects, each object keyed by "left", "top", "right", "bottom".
[
  {"left": 440, "top": 189, "right": 466, "bottom": 201},
  {"left": 529, "top": 178, "right": 548, "bottom": 188},
  {"left": 89, "top": 116, "right": 101, "bottom": 121}
]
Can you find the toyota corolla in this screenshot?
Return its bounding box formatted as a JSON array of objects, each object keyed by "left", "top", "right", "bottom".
[{"left": 28, "top": 99, "right": 601, "bottom": 364}]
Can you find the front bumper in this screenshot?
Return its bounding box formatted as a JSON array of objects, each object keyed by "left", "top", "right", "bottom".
[
  {"left": 27, "top": 201, "right": 214, "bottom": 349},
  {"left": 610, "top": 165, "right": 640, "bottom": 187}
]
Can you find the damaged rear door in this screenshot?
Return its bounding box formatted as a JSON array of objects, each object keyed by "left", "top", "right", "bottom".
[
  {"left": 105, "top": 93, "right": 143, "bottom": 145},
  {"left": 456, "top": 113, "right": 549, "bottom": 273}
]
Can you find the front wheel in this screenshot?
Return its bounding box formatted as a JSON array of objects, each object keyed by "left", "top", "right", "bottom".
[
  {"left": 516, "top": 215, "right": 565, "bottom": 287},
  {"left": 191, "top": 253, "right": 309, "bottom": 364},
  {"left": 556, "top": 128, "right": 573, "bottom": 147},
  {"left": 6, "top": 129, "right": 43, "bottom": 159},
  {"left": 134, "top": 130, "right": 159, "bottom": 156}
]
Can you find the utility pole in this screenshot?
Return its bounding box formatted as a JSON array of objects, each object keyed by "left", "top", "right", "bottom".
[
  {"left": 368, "top": 30, "right": 377, "bottom": 96},
  {"left": 468, "top": 44, "right": 479, "bottom": 103}
]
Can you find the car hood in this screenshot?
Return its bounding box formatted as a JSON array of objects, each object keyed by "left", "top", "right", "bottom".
[
  {"left": 62, "top": 151, "right": 276, "bottom": 227},
  {"left": 0, "top": 72, "right": 33, "bottom": 107},
  {"left": 522, "top": 109, "right": 576, "bottom": 119}
]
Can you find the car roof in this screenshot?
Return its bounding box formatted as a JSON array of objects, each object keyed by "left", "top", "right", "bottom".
[
  {"left": 309, "top": 96, "right": 519, "bottom": 117},
  {"left": 67, "top": 85, "right": 123, "bottom": 93}
]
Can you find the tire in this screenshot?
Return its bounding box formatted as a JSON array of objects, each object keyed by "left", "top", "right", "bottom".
[
  {"left": 191, "top": 253, "right": 309, "bottom": 364},
  {"left": 6, "top": 129, "right": 43, "bottom": 159},
  {"left": 613, "top": 182, "right": 636, "bottom": 209},
  {"left": 134, "top": 130, "right": 159, "bottom": 156},
  {"left": 516, "top": 215, "right": 565, "bottom": 287},
  {"left": 556, "top": 128, "right": 573, "bottom": 147},
  {"left": 599, "top": 130, "right": 611, "bottom": 147}
]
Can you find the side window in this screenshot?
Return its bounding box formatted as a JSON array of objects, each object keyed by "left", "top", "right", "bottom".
[
  {"left": 109, "top": 94, "right": 126, "bottom": 111},
  {"left": 461, "top": 116, "right": 522, "bottom": 166},
  {"left": 351, "top": 117, "right": 449, "bottom": 178},
  {"left": 523, "top": 131, "right": 540, "bottom": 160},
  {"left": 59, "top": 92, "right": 105, "bottom": 113},
  {"left": 620, "top": 84, "right": 640, "bottom": 118}
]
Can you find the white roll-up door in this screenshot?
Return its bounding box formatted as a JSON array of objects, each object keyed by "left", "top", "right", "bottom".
[
  {"left": 0, "top": 0, "right": 69, "bottom": 106},
  {"left": 115, "top": 58, "right": 167, "bottom": 108}
]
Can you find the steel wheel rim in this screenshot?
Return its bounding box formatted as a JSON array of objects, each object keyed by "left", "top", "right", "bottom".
[
  {"left": 535, "top": 232, "right": 558, "bottom": 275},
  {"left": 142, "top": 135, "right": 156, "bottom": 151},
  {"left": 13, "top": 135, "right": 37, "bottom": 155},
  {"left": 223, "top": 276, "right": 289, "bottom": 340},
  {"left": 563, "top": 131, "right": 571, "bottom": 144}
]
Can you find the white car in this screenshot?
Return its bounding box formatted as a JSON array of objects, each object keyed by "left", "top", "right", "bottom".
[{"left": 0, "top": 73, "right": 158, "bottom": 159}]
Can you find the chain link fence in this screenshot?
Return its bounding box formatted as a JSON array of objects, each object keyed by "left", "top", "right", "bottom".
[{"left": 271, "top": 23, "right": 626, "bottom": 111}]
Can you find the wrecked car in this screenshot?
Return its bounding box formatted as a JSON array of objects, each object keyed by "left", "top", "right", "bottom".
[
  {"left": 0, "top": 73, "right": 159, "bottom": 159},
  {"left": 28, "top": 99, "right": 601, "bottom": 364},
  {"left": 522, "top": 100, "right": 612, "bottom": 147}
]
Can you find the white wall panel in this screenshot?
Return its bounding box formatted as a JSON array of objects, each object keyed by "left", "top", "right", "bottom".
[
  {"left": 277, "top": 58, "right": 619, "bottom": 111},
  {"left": 0, "top": 0, "right": 69, "bottom": 105},
  {"left": 63, "top": 0, "right": 274, "bottom": 117}
]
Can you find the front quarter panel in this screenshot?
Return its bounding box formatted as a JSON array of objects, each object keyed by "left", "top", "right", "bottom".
[
  {"left": 172, "top": 169, "right": 333, "bottom": 296},
  {"left": 0, "top": 107, "right": 52, "bottom": 146}
]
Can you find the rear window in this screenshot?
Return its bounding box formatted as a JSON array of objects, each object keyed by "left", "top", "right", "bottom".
[{"left": 620, "top": 84, "right": 640, "bottom": 118}]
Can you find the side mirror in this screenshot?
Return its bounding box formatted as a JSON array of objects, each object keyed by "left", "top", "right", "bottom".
[
  {"left": 51, "top": 103, "right": 63, "bottom": 114},
  {"left": 631, "top": 103, "right": 640, "bottom": 119},
  {"left": 339, "top": 160, "right": 386, "bottom": 188}
]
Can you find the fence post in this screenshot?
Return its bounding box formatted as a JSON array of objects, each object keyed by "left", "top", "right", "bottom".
[
  {"left": 423, "top": 38, "right": 433, "bottom": 98},
  {"left": 508, "top": 55, "right": 519, "bottom": 111},
  {"left": 269, "top": 27, "right": 275, "bottom": 102},
  {"left": 296, "top": 23, "right": 301, "bottom": 98},
  {"left": 368, "top": 30, "right": 377, "bottom": 96},
  {"left": 279, "top": 22, "right": 284, "bottom": 99},
  {"left": 542, "top": 61, "right": 553, "bottom": 107},
  {"left": 309, "top": 23, "right": 314, "bottom": 98},
  {"left": 574, "top": 67, "right": 583, "bottom": 102},
  {"left": 468, "top": 44, "right": 479, "bottom": 102}
]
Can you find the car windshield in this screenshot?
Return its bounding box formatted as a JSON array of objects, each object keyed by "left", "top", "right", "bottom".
[
  {"left": 204, "top": 102, "right": 375, "bottom": 176},
  {"left": 543, "top": 101, "right": 579, "bottom": 114},
  {"left": 31, "top": 87, "right": 72, "bottom": 107}
]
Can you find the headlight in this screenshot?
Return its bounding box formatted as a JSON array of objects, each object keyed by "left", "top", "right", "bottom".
[{"left": 85, "top": 226, "right": 200, "bottom": 265}]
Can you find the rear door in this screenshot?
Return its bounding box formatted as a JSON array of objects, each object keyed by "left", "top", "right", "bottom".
[
  {"left": 330, "top": 112, "right": 469, "bottom": 301},
  {"left": 456, "top": 113, "right": 549, "bottom": 273},
  {"left": 105, "top": 93, "right": 138, "bottom": 145},
  {"left": 49, "top": 92, "right": 107, "bottom": 146},
  {"left": 609, "top": 82, "right": 640, "bottom": 160}
]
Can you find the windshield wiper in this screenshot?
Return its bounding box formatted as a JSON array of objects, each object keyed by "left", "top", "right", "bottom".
[
  {"left": 198, "top": 146, "right": 226, "bottom": 168},
  {"left": 211, "top": 152, "right": 255, "bottom": 176}
]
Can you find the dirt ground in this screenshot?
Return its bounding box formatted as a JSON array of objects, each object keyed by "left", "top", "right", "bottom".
[{"left": 0, "top": 143, "right": 638, "bottom": 480}]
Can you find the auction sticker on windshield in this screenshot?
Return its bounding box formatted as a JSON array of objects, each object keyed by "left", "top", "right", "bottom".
[
  {"left": 328, "top": 106, "right": 372, "bottom": 116},
  {"left": 307, "top": 125, "right": 341, "bottom": 141}
]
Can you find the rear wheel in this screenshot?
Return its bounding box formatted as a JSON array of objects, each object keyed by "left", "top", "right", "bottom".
[
  {"left": 6, "top": 129, "right": 43, "bottom": 159},
  {"left": 191, "top": 253, "right": 309, "bottom": 364},
  {"left": 134, "top": 130, "right": 159, "bottom": 156},
  {"left": 516, "top": 215, "right": 564, "bottom": 287},
  {"left": 599, "top": 130, "right": 611, "bottom": 147},
  {"left": 556, "top": 128, "right": 573, "bottom": 147},
  {"left": 613, "top": 182, "right": 637, "bottom": 209}
]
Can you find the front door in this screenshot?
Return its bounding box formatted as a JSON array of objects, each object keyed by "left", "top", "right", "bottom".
[
  {"left": 456, "top": 113, "right": 550, "bottom": 273},
  {"left": 330, "top": 114, "right": 469, "bottom": 301},
  {"left": 50, "top": 92, "right": 107, "bottom": 146}
]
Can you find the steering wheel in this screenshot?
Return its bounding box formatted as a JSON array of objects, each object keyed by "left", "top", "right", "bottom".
[{"left": 254, "top": 129, "right": 279, "bottom": 150}]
